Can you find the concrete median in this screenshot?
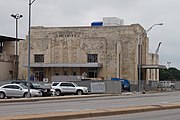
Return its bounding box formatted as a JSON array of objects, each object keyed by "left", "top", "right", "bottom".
[
  {"left": 0, "top": 94, "right": 116, "bottom": 103},
  {"left": 1, "top": 104, "right": 180, "bottom": 120}
]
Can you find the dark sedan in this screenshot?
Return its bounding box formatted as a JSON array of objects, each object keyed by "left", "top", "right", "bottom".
[{"left": 11, "top": 80, "right": 52, "bottom": 97}]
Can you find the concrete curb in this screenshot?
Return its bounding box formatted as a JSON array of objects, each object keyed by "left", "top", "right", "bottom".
[{"left": 1, "top": 104, "right": 180, "bottom": 120}]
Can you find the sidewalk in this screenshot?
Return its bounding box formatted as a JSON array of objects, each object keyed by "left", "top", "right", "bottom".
[{"left": 1, "top": 92, "right": 180, "bottom": 120}]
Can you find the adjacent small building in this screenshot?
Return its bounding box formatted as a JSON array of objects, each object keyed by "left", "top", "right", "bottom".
[{"left": 0, "top": 35, "right": 23, "bottom": 80}]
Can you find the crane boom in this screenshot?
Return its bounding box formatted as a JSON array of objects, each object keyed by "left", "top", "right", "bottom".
[{"left": 155, "top": 42, "right": 162, "bottom": 54}]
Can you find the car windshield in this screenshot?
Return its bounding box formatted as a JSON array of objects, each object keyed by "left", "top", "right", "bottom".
[
  {"left": 72, "top": 82, "right": 78, "bottom": 87},
  {"left": 19, "top": 84, "right": 28, "bottom": 89},
  {"left": 52, "top": 82, "right": 59, "bottom": 86}
]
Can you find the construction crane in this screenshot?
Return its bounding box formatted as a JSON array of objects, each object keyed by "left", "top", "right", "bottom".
[{"left": 155, "top": 42, "right": 162, "bottom": 54}]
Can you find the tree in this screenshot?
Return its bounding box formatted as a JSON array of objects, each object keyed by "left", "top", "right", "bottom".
[{"left": 159, "top": 67, "right": 180, "bottom": 81}]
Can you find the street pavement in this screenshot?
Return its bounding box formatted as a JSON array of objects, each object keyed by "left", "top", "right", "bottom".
[
  {"left": 0, "top": 91, "right": 180, "bottom": 120},
  {"left": 73, "top": 108, "right": 180, "bottom": 120}
]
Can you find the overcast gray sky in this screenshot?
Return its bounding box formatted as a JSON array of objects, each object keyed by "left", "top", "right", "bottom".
[{"left": 0, "top": 0, "right": 179, "bottom": 69}]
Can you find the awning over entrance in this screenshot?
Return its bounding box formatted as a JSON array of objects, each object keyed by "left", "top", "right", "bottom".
[
  {"left": 141, "top": 64, "right": 166, "bottom": 69},
  {"left": 24, "top": 63, "right": 103, "bottom": 68},
  {"left": 0, "top": 35, "right": 24, "bottom": 42}
]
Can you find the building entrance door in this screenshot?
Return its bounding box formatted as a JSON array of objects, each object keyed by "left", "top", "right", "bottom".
[
  {"left": 34, "top": 68, "right": 44, "bottom": 81},
  {"left": 88, "top": 72, "right": 96, "bottom": 78},
  {"left": 88, "top": 68, "right": 98, "bottom": 78}
]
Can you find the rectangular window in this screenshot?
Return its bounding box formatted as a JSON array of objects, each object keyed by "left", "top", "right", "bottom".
[
  {"left": 64, "top": 71, "right": 67, "bottom": 75},
  {"left": 72, "top": 72, "right": 76, "bottom": 76},
  {"left": 0, "top": 42, "right": 3, "bottom": 53},
  {"left": 34, "top": 54, "right": 44, "bottom": 63},
  {"left": 55, "top": 73, "right": 59, "bottom": 76},
  {"left": 87, "top": 54, "right": 98, "bottom": 62},
  {"left": 88, "top": 68, "right": 98, "bottom": 78}
]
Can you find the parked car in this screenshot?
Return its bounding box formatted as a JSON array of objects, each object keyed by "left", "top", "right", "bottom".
[
  {"left": 51, "top": 82, "right": 60, "bottom": 87},
  {"left": 11, "top": 80, "right": 52, "bottom": 97},
  {"left": 158, "top": 81, "right": 175, "bottom": 90},
  {"left": 0, "top": 83, "right": 42, "bottom": 99},
  {"left": 51, "top": 82, "right": 89, "bottom": 96}
]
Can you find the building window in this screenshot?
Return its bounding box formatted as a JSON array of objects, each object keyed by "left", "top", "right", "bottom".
[
  {"left": 55, "top": 73, "right": 59, "bottom": 76},
  {"left": 0, "top": 42, "right": 3, "bottom": 53},
  {"left": 64, "top": 71, "right": 67, "bottom": 75},
  {"left": 72, "top": 72, "right": 76, "bottom": 76},
  {"left": 88, "top": 68, "right": 98, "bottom": 78},
  {"left": 34, "top": 54, "right": 44, "bottom": 63},
  {"left": 87, "top": 54, "right": 98, "bottom": 62}
]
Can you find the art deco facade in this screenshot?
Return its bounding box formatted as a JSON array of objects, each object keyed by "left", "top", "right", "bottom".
[{"left": 19, "top": 24, "right": 160, "bottom": 83}]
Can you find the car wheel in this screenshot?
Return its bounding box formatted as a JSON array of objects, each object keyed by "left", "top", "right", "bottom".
[
  {"left": 55, "top": 90, "right": 61, "bottom": 96},
  {"left": 24, "top": 93, "right": 31, "bottom": 98},
  {"left": 76, "top": 90, "right": 83, "bottom": 95},
  {"left": 0, "top": 92, "right": 5, "bottom": 99},
  {"left": 170, "top": 85, "right": 175, "bottom": 90}
]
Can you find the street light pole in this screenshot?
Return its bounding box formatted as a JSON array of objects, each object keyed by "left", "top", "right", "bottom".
[
  {"left": 11, "top": 14, "right": 23, "bottom": 80},
  {"left": 138, "top": 23, "right": 163, "bottom": 92},
  {"left": 28, "top": 0, "right": 36, "bottom": 97}
]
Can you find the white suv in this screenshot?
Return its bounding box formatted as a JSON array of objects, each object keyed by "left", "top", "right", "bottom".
[{"left": 51, "top": 82, "right": 89, "bottom": 96}]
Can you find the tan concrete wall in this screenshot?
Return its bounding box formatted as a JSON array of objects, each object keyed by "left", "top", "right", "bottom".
[
  {"left": 0, "top": 62, "right": 13, "bottom": 80},
  {"left": 0, "top": 41, "right": 16, "bottom": 80},
  {"left": 3, "top": 41, "right": 15, "bottom": 54},
  {"left": 19, "top": 24, "right": 148, "bottom": 83},
  {"left": 147, "top": 53, "right": 159, "bottom": 81}
]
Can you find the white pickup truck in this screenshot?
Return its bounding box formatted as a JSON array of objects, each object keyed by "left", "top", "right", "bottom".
[{"left": 158, "top": 81, "right": 175, "bottom": 90}]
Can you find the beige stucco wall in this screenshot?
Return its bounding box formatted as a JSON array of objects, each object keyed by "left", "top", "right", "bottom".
[
  {"left": 3, "top": 41, "right": 15, "bottom": 54},
  {"left": 0, "top": 62, "right": 13, "bottom": 80},
  {"left": 147, "top": 53, "right": 159, "bottom": 81},
  {"left": 19, "top": 24, "right": 148, "bottom": 83},
  {"left": 0, "top": 40, "right": 16, "bottom": 80}
]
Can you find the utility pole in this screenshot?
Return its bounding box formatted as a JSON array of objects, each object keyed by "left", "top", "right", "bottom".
[
  {"left": 138, "top": 23, "right": 163, "bottom": 92},
  {"left": 11, "top": 14, "right": 23, "bottom": 80},
  {"left": 27, "top": 0, "right": 36, "bottom": 97}
]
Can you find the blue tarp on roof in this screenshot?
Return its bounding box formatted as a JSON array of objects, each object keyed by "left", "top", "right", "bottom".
[{"left": 91, "top": 22, "right": 103, "bottom": 26}]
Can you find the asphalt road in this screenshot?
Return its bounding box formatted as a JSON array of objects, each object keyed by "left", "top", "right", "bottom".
[
  {"left": 0, "top": 91, "right": 180, "bottom": 117},
  {"left": 73, "top": 108, "right": 180, "bottom": 120}
]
